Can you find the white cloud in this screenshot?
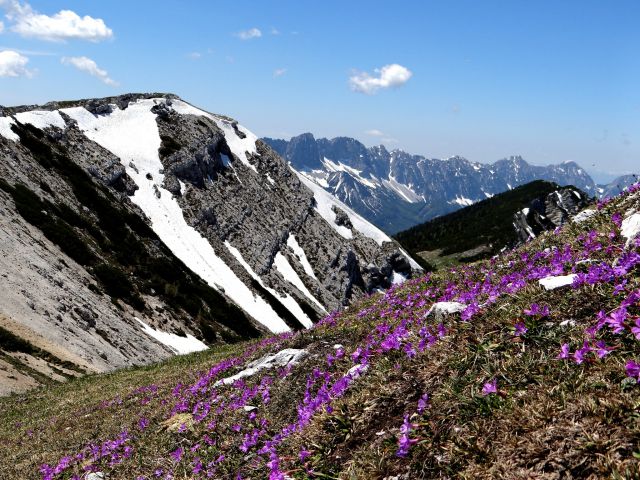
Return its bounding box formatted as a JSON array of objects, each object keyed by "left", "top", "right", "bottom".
[
  {"left": 61, "top": 56, "right": 118, "bottom": 86},
  {"left": 0, "top": 20, "right": 4, "bottom": 32},
  {"left": 234, "top": 27, "right": 261, "bottom": 40},
  {"left": 270, "top": 27, "right": 280, "bottom": 35},
  {"left": 273, "top": 67, "right": 287, "bottom": 78},
  {"left": 349, "top": 63, "right": 412, "bottom": 95},
  {"left": 365, "top": 129, "right": 385, "bottom": 137},
  {"left": 0, "top": 49, "right": 32, "bottom": 77},
  {"left": 1, "top": 0, "right": 113, "bottom": 42},
  {"left": 186, "top": 51, "right": 202, "bottom": 60}
]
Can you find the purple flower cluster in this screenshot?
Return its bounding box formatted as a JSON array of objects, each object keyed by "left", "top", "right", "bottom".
[{"left": 37, "top": 182, "right": 640, "bottom": 479}]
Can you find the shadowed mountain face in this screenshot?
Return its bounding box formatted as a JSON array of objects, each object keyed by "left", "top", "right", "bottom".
[
  {"left": 0, "top": 94, "right": 419, "bottom": 394},
  {"left": 598, "top": 174, "right": 640, "bottom": 199},
  {"left": 264, "top": 133, "right": 597, "bottom": 233}
]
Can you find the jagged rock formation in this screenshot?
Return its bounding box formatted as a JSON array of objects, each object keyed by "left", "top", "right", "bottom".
[
  {"left": 0, "top": 94, "right": 419, "bottom": 394},
  {"left": 512, "top": 188, "right": 590, "bottom": 242},
  {"left": 264, "top": 133, "right": 597, "bottom": 233}
]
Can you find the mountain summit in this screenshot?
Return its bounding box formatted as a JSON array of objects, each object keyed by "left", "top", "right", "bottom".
[{"left": 0, "top": 94, "right": 419, "bottom": 394}]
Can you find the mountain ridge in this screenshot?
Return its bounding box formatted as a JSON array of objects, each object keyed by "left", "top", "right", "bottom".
[
  {"left": 263, "top": 133, "right": 598, "bottom": 233},
  {"left": 0, "top": 94, "right": 419, "bottom": 395}
]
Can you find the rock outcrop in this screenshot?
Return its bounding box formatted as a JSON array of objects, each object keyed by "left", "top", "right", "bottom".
[{"left": 513, "top": 188, "right": 590, "bottom": 242}]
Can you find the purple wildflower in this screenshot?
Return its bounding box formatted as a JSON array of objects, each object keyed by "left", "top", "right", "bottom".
[
  {"left": 482, "top": 379, "right": 498, "bottom": 396},
  {"left": 606, "top": 307, "right": 627, "bottom": 334},
  {"left": 514, "top": 321, "right": 528, "bottom": 337},
  {"left": 631, "top": 318, "right": 640, "bottom": 340},
  {"left": 573, "top": 341, "right": 591, "bottom": 364},
  {"left": 138, "top": 417, "right": 149, "bottom": 431},
  {"left": 594, "top": 341, "right": 613, "bottom": 358},
  {"left": 299, "top": 448, "right": 311, "bottom": 461},
  {"left": 625, "top": 360, "right": 640, "bottom": 382},
  {"left": 170, "top": 447, "right": 183, "bottom": 462},
  {"left": 396, "top": 415, "right": 418, "bottom": 457},
  {"left": 417, "top": 393, "right": 430, "bottom": 414}
]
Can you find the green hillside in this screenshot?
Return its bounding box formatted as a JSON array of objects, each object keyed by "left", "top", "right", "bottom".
[
  {"left": 1, "top": 183, "right": 640, "bottom": 479},
  {"left": 395, "top": 180, "right": 581, "bottom": 268}
]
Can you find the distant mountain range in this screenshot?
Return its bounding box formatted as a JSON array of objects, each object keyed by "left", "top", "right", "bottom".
[
  {"left": 393, "top": 180, "right": 590, "bottom": 269},
  {"left": 263, "top": 133, "right": 634, "bottom": 233}
]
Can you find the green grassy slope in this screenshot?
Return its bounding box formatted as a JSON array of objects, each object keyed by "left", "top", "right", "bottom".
[{"left": 394, "top": 180, "right": 581, "bottom": 265}]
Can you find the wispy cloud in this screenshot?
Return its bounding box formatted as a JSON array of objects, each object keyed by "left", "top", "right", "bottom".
[
  {"left": 365, "top": 129, "right": 385, "bottom": 137},
  {"left": 0, "top": 0, "right": 113, "bottom": 42},
  {"left": 364, "top": 129, "right": 397, "bottom": 144},
  {"left": 61, "top": 56, "right": 118, "bottom": 86},
  {"left": 234, "top": 27, "right": 261, "bottom": 40},
  {"left": 186, "top": 51, "right": 202, "bottom": 60},
  {"left": 270, "top": 27, "right": 280, "bottom": 35},
  {"left": 349, "top": 63, "right": 412, "bottom": 95},
  {"left": 0, "top": 49, "right": 33, "bottom": 77},
  {"left": 0, "top": 20, "right": 4, "bottom": 32},
  {"left": 273, "top": 67, "right": 287, "bottom": 78}
]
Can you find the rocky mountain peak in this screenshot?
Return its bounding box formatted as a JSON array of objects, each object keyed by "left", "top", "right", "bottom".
[{"left": 0, "top": 95, "right": 419, "bottom": 394}]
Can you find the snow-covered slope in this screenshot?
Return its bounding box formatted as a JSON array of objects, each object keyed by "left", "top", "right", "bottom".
[{"left": 62, "top": 100, "right": 291, "bottom": 334}]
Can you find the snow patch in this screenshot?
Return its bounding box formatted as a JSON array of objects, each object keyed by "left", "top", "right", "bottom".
[
  {"left": 296, "top": 170, "right": 393, "bottom": 246},
  {"left": 62, "top": 100, "right": 291, "bottom": 334},
  {"left": 134, "top": 317, "right": 208, "bottom": 355},
  {"left": 170, "top": 99, "right": 259, "bottom": 173},
  {"left": 383, "top": 174, "right": 423, "bottom": 203},
  {"left": 273, "top": 252, "right": 326, "bottom": 312},
  {"left": 0, "top": 117, "right": 18, "bottom": 142},
  {"left": 391, "top": 271, "right": 407, "bottom": 285},
  {"left": 14, "top": 110, "right": 66, "bottom": 131},
  {"left": 323, "top": 157, "right": 379, "bottom": 189},
  {"left": 451, "top": 195, "right": 474, "bottom": 207},
  {"left": 538, "top": 274, "right": 577, "bottom": 290},
  {"left": 286, "top": 234, "right": 317, "bottom": 279},
  {"left": 266, "top": 173, "right": 275, "bottom": 185},
  {"left": 225, "top": 241, "right": 313, "bottom": 328}
]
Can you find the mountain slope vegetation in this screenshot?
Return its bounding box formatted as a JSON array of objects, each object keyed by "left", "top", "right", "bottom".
[
  {"left": 1, "top": 183, "right": 639, "bottom": 479},
  {"left": 395, "top": 180, "right": 589, "bottom": 268}
]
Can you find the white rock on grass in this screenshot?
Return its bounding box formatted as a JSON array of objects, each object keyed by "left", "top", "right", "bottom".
[
  {"left": 572, "top": 209, "right": 596, "bottom": 223},
  {"left": 216, "top": 348, "right": 308, "bottom": 386},
  {"left": 425, "top": 302, "right": 466, "bottom": 316},
  {"left": 538, "top": 274, "right": 577, "bottom": 290},
  {"left": 85, "top": 473, "right": 105, "bottom": 480},
  {"left": 621, "top": 213, "right": 640, "bottom": 247}
]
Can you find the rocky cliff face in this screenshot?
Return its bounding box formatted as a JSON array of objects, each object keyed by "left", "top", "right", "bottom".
[
  {"left": 264, "top": 133, "right": 597, "bottom": 233},
  {"left": 0, "top": 94, "right": 419, "bottom": 394}
]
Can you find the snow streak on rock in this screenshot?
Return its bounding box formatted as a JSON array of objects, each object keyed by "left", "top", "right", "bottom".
[{"left": 62, "top": 99, "right": 291, "bottom": 333}]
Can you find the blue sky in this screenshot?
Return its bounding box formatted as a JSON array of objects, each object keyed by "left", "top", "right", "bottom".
[{"left": 0, "top": 0, "right": 638, "bottom": 181}]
